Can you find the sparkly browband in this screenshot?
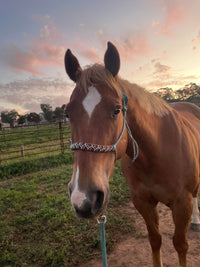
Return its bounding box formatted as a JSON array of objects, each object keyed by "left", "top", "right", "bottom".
[{"left": 70, "top": 142, "right": 116, "bottom": 153}]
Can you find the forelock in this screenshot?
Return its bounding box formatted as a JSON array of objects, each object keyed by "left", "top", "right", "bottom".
[{"left": 77, "top": 64, "right": 122, "bottom": 97}]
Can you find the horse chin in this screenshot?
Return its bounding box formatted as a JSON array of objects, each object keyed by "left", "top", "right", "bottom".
[{"left": 74, "top": 204, "right": 107, "bottom": 220}]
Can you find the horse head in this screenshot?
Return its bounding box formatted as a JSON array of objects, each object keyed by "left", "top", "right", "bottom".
[{"left": 65, "top": 42, "right": 129, "bottom": 218}]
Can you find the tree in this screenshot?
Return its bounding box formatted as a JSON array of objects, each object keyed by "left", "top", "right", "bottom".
[
  {"left": 40, "top": 104, "right": 53, "bottom": 122},
  {"left": 54, "top": 107, "right": 65, "bottom": 121},
  {"left": 17, "top": 115, "right": 27, "bottom": 125},
  {"left": 1, "top": 110, "right": 19, "bottom": 127},
  {"left": 27, "top": 112, "right": 41, "bottom": 124},
  {"left": 61, "top": 104, "right": 66, "bottom": 110}
]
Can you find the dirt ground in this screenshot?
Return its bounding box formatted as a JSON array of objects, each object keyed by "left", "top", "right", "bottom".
[{"left": 85, "top": 202, "right": 200, "bottom": 267}]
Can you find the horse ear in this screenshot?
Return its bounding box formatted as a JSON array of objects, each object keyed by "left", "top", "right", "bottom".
[
  {"left": 64, "top": 49, "right": 82, "bottom": 82},
  {"left": 104, "top": 42, "right": 120, "bottom": 77}
]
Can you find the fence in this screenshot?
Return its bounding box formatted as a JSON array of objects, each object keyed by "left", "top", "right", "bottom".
[{"left": 0, "top": 122, "right": 71, "bottom": 165}]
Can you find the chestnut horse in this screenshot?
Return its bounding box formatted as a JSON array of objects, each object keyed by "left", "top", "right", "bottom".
[{"left": 65, "top": 42, "right": 200, "bottom": 267}]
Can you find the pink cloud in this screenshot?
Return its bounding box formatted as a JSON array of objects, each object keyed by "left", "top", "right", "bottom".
[
  {"left": 1, "top": 43, "right": 65, "bottom": 75},
  {"left": 192, "top": 34, "right": 200, "bottom": 43},
  {"left": 0, "top": 21, "right": 66, "bottom": 75},
  {"left": 192, "top": 32, "right": 200, "bottom": 51},
  {"left": 152, "top": 21, "right": 159, "bottom": 27},
  {"left": 32, "top": 40, "right": 65, "bottom": 65},
  {"left": 74, "top": 43, "right": 101, "bottom": 63},
  {"left": 116, "top": 32, "right": 153, "bottom": 62},
  {"left": 2, "top": 45, "right": 45, "bottom": 75},
  {"left": 153, "top": 0, "right": 184, "bottom": 36},
  {"left": 68, "top": 30, "right": 152, "bottom": 64}
]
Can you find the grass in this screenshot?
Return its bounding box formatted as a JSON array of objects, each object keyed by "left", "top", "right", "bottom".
[
  {"left": 0, "top": 152, "right": 73, "bottom": 179},
  {"left": 0, "top": 162, "right": 135, "bottom": 267},
  {"left": 0, "top": 123, "right": 71, "bottom": 165}
]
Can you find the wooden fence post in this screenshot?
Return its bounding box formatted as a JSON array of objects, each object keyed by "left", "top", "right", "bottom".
[
  {"left": 59, "top": 122, "right": 64, "bottom": 153},
  {"left": 21, "top": 144, "right": 24, "bottom": 157}
]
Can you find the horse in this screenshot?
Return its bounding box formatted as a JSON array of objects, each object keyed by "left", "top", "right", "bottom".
[{"left": 64, "top": 42, "right": 200, "bottom": 267}]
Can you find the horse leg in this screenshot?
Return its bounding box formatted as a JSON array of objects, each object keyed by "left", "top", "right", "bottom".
[
  {"left": 133, "top": 198, "right": 162, "bottom": 267},
  {"left": 191, "top": 197, "right": 200, "bottom": 230},
  {"left": 171, "top": 192, "right": 193, "bottom": 267},
  {"left": 191, "top": 184, "right": 200, "bottom": 231}
]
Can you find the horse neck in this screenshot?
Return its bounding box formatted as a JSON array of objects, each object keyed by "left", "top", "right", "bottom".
[{"left": 122, "top": 83, "right": 170, "bottom": 163}]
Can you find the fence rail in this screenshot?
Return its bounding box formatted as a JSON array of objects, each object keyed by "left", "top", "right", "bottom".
[{"left": 0, "top": 121, "right": 71, "bottom": 164}]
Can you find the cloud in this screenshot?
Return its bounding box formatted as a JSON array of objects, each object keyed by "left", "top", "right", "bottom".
[
  {"left": 192, "top": 31, "right": 200, "bottom": 51},
  {"left": 74, "top": 43, "right": 101, "bottom": 63},
  {"left": 152, "top": 0, "right": 184, "bottom": 36},
  {"left": 0, "top": 77, "right": 73, "bottom": 114},
  {"left": 70, "top": 29, "right": 153, "bottom": 64},
  {"left": 152, "top": 21, "right": 159, "bottom": 27},
  {"left": 0, "top": 20, "right": 65, "bottom": 75},
  {"left": 147, "top": 73, "right": 199, "bottom": 90},
  {"left": 145, "top": 58, "right": 199, "bottom": 89},
  {"left": 0, "top": 43, "right": 64, "bottom": 75},
  {"left": 154, "top": 62, "right": 171, "bottom": 74},
  {"left": 104, "top": 32, "right": 153, "bottom": 63}
]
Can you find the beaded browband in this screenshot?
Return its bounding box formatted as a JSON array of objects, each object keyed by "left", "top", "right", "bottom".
[{"left": 70, "top": 85, "right": 139, "bottom": 165}]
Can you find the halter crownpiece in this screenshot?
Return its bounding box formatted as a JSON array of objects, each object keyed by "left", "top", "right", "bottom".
[{"left": 70, "top": 85, "right": 139, "bottom": 165}]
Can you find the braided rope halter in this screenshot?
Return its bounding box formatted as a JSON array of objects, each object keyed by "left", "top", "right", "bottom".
[{"left": 70, "top": 86, "right": 139, "bottom": 165}]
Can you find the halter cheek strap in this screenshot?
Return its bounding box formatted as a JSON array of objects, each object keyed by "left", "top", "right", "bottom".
[{"left": 70, "top": 86, "right": 139, "bottom": 165}]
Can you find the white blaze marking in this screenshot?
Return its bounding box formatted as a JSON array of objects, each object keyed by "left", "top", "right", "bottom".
[
  {"left": 191, "top": 197, "right": 200, "bottom": 224},
  {"left": 71, "top": 167, "right": 87, "bottom": 208},
  {"left": 82, "top": 86, "right": 101, "bottom": 118}
]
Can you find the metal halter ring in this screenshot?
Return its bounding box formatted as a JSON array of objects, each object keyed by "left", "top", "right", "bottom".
[{"left": 97, "top": 215, "right": 107, "bottom": 224}]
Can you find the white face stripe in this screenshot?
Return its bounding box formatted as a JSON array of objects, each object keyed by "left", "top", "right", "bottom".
[
  {"left": 70, "top": 166, "right": 87, "bottom": 208},
  {"left": 82, "top": 86, "right": 101, "bottom": 118}
]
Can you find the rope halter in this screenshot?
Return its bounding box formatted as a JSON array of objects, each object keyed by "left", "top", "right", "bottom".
[{"left": 70, "top": 85, "right": 139, "bottom": 165}]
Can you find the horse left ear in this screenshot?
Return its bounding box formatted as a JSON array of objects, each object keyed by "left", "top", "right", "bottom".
[
  {"left": 104, "top": 42, "right": 120, "bottom": 77},
  {"left": 64, "top": 49, "right": 82, "bottom": 82}
]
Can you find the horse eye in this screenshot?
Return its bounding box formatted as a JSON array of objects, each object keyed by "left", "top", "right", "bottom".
[{"left": 112, "top": 105, "right": 121, "bottom": 118}]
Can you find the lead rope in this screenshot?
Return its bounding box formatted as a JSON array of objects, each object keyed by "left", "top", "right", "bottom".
[{"left": 97, "top": 215, "right": 107, "bottom": 267}]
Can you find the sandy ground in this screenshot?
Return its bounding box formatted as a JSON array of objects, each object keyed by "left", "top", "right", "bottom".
[{"left": 84, "top": 202, "right": 200, "bottom": 267}]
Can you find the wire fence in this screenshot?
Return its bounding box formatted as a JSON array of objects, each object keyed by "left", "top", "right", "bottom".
[{"left": 0, "top": 121, "right": 71, "bottom": 165}]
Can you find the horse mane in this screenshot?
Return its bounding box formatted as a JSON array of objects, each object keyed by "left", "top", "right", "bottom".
[
  {"left": 78, "top": 64, "right": 170, "bottom": 117},
  {"left": 120, "top": 79, "right": 170, "bottom": 117}
]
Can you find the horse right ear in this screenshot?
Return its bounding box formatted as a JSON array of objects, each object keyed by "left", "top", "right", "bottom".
[
  {"left": 64, "top": 49, "right": 82, "bottom": 82},
  {"left": 104, "top": 42, "right": 120, "bottom": 77}
]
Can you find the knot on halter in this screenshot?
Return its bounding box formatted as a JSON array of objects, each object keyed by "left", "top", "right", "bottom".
[{"left": 70, "top": 85, "right": 139, "bottom": 166}]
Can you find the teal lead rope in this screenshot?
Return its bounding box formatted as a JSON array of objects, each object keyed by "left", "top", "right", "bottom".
[
  {"left": 120, "top": 88, "right": 139, "bottom": 166},
  {"left": 97, "top": 215, "right": 107, "bottom": 267}
]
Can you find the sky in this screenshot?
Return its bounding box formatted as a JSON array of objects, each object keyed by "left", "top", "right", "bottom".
[{"left": 0, "top": 0, "right": 200, "bottom": 114}]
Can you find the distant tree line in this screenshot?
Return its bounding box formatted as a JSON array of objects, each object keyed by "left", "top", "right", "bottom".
[
  {"left": 155, "top": 82, "right": 200, "bottom": 106},
  {"left": 1, "top": 82, "right": 200, "bottom": 127},
  {"left": 0, "top": 103, "right": 66, "bottom": 127}
]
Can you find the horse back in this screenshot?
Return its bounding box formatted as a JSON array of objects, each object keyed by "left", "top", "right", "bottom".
[{"left": 170, "top": 102, "right": 200, "bottom": 135}]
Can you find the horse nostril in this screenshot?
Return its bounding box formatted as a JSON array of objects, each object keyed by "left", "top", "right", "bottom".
[{"left": 95, "top": 191, "right": 104, "bottom": 211}]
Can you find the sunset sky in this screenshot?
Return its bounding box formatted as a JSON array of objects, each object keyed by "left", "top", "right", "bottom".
[{"left": 0, "top": 0, "right": 200, "bottom": 114}]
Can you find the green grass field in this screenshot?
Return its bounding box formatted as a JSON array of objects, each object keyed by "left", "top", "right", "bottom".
[
  {"left": 1, "top": 124, "right": 199, "bottom": 267},
  {"left": 0, "top": 163, "right": 135, "bottom": 267},
  {"left": 0, "top": 123, "right": 71, "bottom": 167}
]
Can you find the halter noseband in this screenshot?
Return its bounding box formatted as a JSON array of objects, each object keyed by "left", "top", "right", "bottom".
[{"left": 70, "top": 86, "right": 139, "bottom": 165}]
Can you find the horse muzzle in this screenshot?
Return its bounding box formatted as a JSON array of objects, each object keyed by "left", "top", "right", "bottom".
[{"left": 68, "top": 184, "right": 109, "bottom": 218}]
